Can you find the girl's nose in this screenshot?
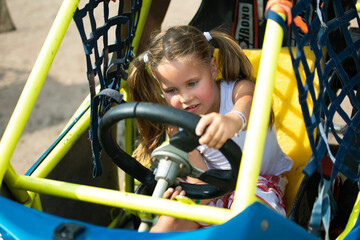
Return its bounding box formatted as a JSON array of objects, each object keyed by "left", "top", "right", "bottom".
[{"left": 179, "top": 91, "right": 192, "bottom": 103}]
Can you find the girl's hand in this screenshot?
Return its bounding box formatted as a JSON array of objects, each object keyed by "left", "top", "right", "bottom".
[
  {"left": 195, "top": 80, "right": 254, "bottom": 149},
  {"left": 163, "top": 186, "right": 186, "bottom": 200},
  {"left": 195, "top": 112, "right": 242, "bottom": 149},
  {"left": 151, "top": 185, "right": 200, "bottom": 232},
  {"left": 167, "top": 125, "right": 179, "bottom": 138}
]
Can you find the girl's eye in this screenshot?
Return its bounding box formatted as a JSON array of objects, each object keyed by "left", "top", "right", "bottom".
[
  {"left": 188, "top": 81, "right": 198, "bottom": 87},
  {"left": 165, "top": 88, "right": 177, "bottom": 94}
]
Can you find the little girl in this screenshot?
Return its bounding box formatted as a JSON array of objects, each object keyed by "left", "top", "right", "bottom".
[{"left": 127, "top": 25, "right": 293, "bottom": 232}]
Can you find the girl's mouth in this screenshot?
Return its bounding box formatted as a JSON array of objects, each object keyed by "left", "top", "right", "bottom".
[{"left": 185, "top": 104, "right": 200, "bottom": 112}]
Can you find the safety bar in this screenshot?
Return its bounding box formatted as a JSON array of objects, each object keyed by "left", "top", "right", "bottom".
[
  {"left": 10, "top": 174, "right": 231, "bottom": 225},
  {"left": 231, "top": 14, "right": 286, "bottom": 213}
]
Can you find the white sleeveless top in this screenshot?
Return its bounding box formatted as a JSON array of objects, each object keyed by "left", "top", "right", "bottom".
[{"left": 197, "top": 80, "right": 293, "bottom": 176}]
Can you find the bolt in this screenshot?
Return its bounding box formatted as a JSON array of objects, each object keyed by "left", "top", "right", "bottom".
[{"left": 261, "top": 219, "right": 268, "bottom": 231}]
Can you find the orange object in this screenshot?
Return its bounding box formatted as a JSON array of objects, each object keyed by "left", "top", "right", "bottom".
[{"left": 265, "top": 0, "right": 308, "bottom": 33}]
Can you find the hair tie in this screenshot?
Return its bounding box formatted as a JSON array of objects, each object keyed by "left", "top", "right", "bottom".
[
  {"left": 203, "top": 32, "right": 212, "bottom": 41},
  {"left": 143, "top": 53, "right": 149, "bottom": 64}
]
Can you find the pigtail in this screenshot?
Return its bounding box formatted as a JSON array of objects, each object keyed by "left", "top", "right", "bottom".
[
  {"left": 129, "top": 53, "right": 164, "bottom": 104},
  {"left": 209, "top": 30, "right": 274, "bottom": 126},
  {"left": 209, "top": 30, "right": 255, "bottom": 83},
  {"left": 127, "top": 53, "right": 167, "bottom": 165}
]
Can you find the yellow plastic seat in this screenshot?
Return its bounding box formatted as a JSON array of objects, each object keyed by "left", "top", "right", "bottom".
[{"left": 242, "top": 47, "right": 318, "bottom": 212}]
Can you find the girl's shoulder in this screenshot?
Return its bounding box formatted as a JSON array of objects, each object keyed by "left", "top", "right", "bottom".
[
  {"left": 219, "top": 79, "right": 237, "bottom": 114},
  {"left": 219, "top": 79, "right": 239, "bottom": 100},
  {"left": 219, "top": 79, "right": 237, "bottom": 90}
]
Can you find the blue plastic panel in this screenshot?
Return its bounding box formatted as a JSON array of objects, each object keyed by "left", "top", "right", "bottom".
[{"left": 0, "top": 195, "right": 319, "bottom": 240}]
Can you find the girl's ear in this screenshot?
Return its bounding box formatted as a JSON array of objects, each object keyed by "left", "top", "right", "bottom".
[{"left": 210, "top": 57, "right": 218, "bottom": 80}]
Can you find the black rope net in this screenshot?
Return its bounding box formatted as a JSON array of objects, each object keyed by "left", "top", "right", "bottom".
[
  {"left": 73, "top": 0, "right": 142, "bottom": 177},
  {"left": 273, "top": 0, "right": 360, "bottom": 237},
  {"left": 287, "top": 0, "right": 360, "bottom": 182}
]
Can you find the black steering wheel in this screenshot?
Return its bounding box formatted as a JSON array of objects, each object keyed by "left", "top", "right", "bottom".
[{"left": 98, "top": 102, "right": 242, "bottom": 199}]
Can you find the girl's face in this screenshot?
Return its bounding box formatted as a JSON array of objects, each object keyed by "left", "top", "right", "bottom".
[{"left": 155, "top": 57, "right": 219, "bottom": 115}]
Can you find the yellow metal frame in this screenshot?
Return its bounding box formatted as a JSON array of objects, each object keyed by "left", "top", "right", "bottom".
[
  {"left": 338, "top": 192, "right": 360, "bottom": 239},
  {"left": 2, "top": 0, "right": 354, "bottom": 232},
  {"left": 231, "top": 15, "right": 285, "bottom": 214}
]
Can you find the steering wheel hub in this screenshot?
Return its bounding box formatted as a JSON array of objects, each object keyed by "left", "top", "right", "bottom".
[{"left": 150, "top": 142, "right": 205, "bottom": 185}]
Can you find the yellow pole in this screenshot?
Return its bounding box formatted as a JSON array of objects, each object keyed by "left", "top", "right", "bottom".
[
  {"left": 132, "top": 0, "right": 152, "bottom": 55},
  {"left": 3, "top": 166, "right": 31, "bottom": 204},
  {"left": 122, "top": 0, "right": 153, "bottom": 192},
  {"left": 336, "top": 191, "right": 360, "bottom": 239},
  {"left": 231, "top": 15, "right": 285, "bottom": 214},
  {"left": 0, "top": 0, "right": 80, "bottom": 187},
  {"left": 13, "top": 175, "right": 232, "bottom": 225},
  {"left": 121, "top": 90, "right": 136, "bottom": 192}
]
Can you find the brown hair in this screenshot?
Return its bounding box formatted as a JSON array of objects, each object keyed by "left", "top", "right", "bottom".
[{"left": 127, "top": 25, "right": 271, "bottom": 164}]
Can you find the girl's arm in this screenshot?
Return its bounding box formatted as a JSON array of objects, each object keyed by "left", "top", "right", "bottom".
[{"left": 195, "top": 79, "right": 254, "bottom": 149}]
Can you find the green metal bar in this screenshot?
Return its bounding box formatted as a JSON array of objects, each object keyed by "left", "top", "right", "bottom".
[
  {"left": 231, "top": 14, "right": 285, "bottom": 214},
  {"left": 337, "top": 191, "right": 360, "bottom": 239},
  {"left": 0, "top": 0, "right": 80, "bottom": 188},
  {"left": 13, "top": 175, "right": 232, "bottom": 225},
  {"left": 4, "top": 166, "right": 31, "bottom": 204},
  {"left": 123, "top": 117, "right": 135, "bottom": 192},
  {"left": 121, "top": 89, "right": 135, "bottom": 192},
  {"left": 132, "top": 0, "right": 152, "bottom": 55},
  {"left": 122, "top": 0, "right": 153, "bottom": 192},
  {"left": 31, "top": 192, "right": 43, "bottom": 211}
]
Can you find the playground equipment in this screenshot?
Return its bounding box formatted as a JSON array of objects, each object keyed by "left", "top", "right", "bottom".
[{"left": 1, "top": 0, "right": 360, "bottom": 239}]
